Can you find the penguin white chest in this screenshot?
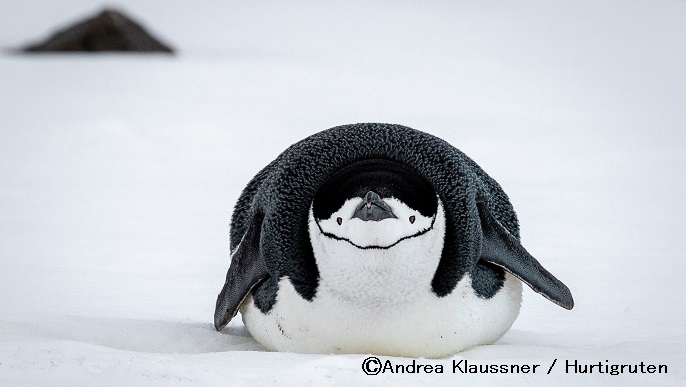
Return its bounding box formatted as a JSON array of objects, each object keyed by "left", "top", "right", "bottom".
[
  {"left": 240, "top": 200, "right": 523, "bottom": 358},
  {"left": 311, "top": 197, "right": 445, "bottom": 305}
]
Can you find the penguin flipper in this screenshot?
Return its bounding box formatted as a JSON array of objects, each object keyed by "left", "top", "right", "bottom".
[
  {"left": 476, "top": 201, "right": 574, "bottom": 310},
  {"left": 214, "top": 213, "right": 269, "bottom": 331}
]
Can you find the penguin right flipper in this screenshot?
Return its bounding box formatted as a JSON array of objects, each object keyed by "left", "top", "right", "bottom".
[
  {"left": 214, "top": 213, "right": 269, "bottom": 331},
  {"left": 476, "top": 201, "right": 574, "bottom": 310}
]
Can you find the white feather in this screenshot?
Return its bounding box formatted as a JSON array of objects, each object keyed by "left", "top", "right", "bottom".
[
  {"left": 316, "top": 197, "right": 434, "bottom": 248},
  {"left": 241, "top": 199, "right": 523, "bottom": 357}
]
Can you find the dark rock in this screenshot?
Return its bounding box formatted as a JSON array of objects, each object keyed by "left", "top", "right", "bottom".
[{"left": 21, "top": 8, "right": 174, "bottom": 53}]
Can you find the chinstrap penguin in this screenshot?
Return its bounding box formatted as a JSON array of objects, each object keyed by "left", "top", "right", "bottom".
[{"left": 214, "top": 123, "right": 573, "bottom": 358}]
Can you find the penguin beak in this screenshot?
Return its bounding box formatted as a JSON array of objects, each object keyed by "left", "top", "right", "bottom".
[{"left": 352, "top": 191, "right": 397, "bottom": 221}]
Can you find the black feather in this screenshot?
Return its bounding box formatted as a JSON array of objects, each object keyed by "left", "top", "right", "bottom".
[{"left": 228, "top": 123, "right": 522, "bottom": 312}]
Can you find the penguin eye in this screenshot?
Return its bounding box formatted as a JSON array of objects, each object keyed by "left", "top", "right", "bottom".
[
  {"left": 337, "top": 217, "right": 343, "bottom": 225},
  {"left": 409, "top": 215, "right": 416, "bottom": 224}
]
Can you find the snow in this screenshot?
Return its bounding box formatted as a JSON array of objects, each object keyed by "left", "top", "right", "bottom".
[{"left": 1, "top": 0, "right": 685, "bottom": 385}]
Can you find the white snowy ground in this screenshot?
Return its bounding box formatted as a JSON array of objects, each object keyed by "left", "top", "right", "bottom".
[{"left": 1, "top": 1, "right": 685, "bottom": 385}]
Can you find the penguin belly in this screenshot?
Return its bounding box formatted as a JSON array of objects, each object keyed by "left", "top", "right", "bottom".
[
  {"left": 241, "top": 207, "right": 523, "bottom": 358},
  {"left": 241, "top": 273, "right": 522, "bottom": 358}
]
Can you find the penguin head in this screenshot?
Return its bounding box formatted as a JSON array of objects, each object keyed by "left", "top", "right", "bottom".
[
  {"left": 312, "top": 159, "right": 440, "bottom": 249},
  {"left": 309, "top": 159, "right": 446, "bottom": 304}
]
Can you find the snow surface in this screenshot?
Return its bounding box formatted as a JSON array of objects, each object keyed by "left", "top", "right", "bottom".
[{"left": 1, "top": 0, "right": 685, "bottom": 385}]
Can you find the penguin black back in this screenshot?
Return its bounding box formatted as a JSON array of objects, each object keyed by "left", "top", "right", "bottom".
[{"left": 230, "top": 124, "right": 517, "bottom": 306}]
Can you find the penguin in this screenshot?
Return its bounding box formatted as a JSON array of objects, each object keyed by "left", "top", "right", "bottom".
[{"left": 214, "top": 123, "right": 573, "bottom": 358}]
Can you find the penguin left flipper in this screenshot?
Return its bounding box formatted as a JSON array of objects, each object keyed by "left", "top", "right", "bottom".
[
  {"left": 477, "top": 201, "right": 575, "bottom": 310},
  {"left": 214, "top": 213, "right": 269, "bottom": 331}
]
